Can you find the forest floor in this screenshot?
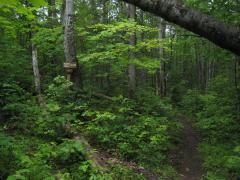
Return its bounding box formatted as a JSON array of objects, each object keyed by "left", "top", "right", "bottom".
[
  {"left": 73, "top": 116, "right": 204, "bottom": 180},
  {"left": 178, "top": 116, "right": 203, "bottom": 180}
]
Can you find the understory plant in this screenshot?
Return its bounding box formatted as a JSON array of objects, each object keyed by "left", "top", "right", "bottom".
[{"left": 181, "top": 75, "right": 240, "bottom": 180}]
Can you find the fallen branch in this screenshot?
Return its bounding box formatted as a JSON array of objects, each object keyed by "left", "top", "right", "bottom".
[
  {"left": 76, "top": 89, "right": 114, "bottom": 101},
  {"left": 92, "top": 92, "right": 113, "bottom": 101},
  {"left": 73, "top": 135, "right": 108, "bottom": 168}
]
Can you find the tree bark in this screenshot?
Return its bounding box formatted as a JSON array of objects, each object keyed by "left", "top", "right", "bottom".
[
  {"left": 158, "top": 18, "right": 167, "bottom": 97},
  {"left": 121, "top": 0, "right": 240, "bottom": 55},
  {"left": 64, "top": 0, "right": 76, "bottom": 64},
  {"left": 128, "top": 3, "right": 136, "bottom": 99},
  {"left": 64, "top": 0, "right": 81, "bottom": 87},
  {"left": 140, "top": 10, "right": 147, "bottom": 86},
  {"left": 32, "top": 44, "right": 41, "bottom": 95},
  {"left": 31, "top": 41, "right": 45, "bottom": 105}
]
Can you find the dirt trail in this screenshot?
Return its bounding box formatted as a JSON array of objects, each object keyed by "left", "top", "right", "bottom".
[{"left": 179, "top": 117, "right": 203, "bottom": 180}]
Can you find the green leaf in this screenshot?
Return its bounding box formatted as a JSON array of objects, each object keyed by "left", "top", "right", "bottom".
[
  {"left": 47, "top": 103, "right": 61, "bottom": 112},
  {"left": 28, "top": 0, "right": 47, "bottom": 7}
]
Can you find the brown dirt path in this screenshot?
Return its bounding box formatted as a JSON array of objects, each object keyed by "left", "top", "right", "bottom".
[{"left": 178, "top": 117, "right": 203, "bottom": 180}]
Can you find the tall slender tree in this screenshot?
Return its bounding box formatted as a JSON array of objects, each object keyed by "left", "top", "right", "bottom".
[
  {"left": 31, "top": 41, "right": 41, "bottom": 95},
  {"left": 48, "top": 0, "right": 57, "bottom": 26},
  {"left": 128, "top": 3, "right": 136, "bottom": 99},
  {"left": 158, "top": 18, "right": 167, "bottom": 97}
]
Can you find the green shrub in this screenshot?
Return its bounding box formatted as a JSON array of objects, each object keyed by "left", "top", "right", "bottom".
[
  {"left": 0, "top": 132, "right": 16, "bottom": 179},
  {"left": 83, "top": 94, "right": 181, "bottom": 174}
]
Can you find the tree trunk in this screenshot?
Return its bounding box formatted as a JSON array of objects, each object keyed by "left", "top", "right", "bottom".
[
  {"left": 31, "top": 41, "right": 45, "bottom": 105},
  {"left": 158, "top": 18, "right": 167, "bottom": 97},
  {"left": 102, "top": 0, "right": 112, "bottom": 93},
  {"left": 140, "top": 10, "right": 147, "bottom": 86},
  {"left": 32, "top": 44, "right": 41, "bottom": 95},
  {"left": 90, "top": 0, "right": 98, "bottom": 23},
  {"left": 102, "top": 0, "right": 108, "bottom": 23},
  {"left": 64, "top": 0, "right": 81, "bottom": 87},
  {"left": 48, "top": 0, "right": 57, "bottom": 25},
  {"left": 121, "top": 0, "right": 240, "bottom": 55},
  {"left": 48, "top": 0, "right": 59, "bottom": 78},
  {"left": 64, "top": 0, "right": 76, "bottom": 65},
  {"left": 128, "top": 3, "right": 136, "bottom": 99},
  {"left": 61, "top": 0, "right": 66, "bottom": 24}
]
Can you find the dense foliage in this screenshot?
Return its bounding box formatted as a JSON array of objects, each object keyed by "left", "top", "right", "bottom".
[
  {"left": 181, "top": 75, "right": 240, "bottom": 179},
  {"left": 0, "top": 0, "right": 239, "bottom": 179}
]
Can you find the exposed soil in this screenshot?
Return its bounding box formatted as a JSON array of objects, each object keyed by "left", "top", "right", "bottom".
[
  {"left": 74, "top": 134, "right": 159, "bottom": 180},
  {"left": 178, "top": 117, "right": 203, "bottom": 180}
]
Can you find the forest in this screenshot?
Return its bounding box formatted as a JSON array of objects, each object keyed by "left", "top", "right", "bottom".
[{"left": 0, "top": 0, "right": 240, "bottom": 179}]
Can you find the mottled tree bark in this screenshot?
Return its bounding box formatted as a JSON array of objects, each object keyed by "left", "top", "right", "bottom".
[
  {"left": 64, "top": 0, "right": 76, "bottom": 65},
  {"left": 121, "top": 0, "right": 240, "bottom": 55},
  {"left": 31, "top": 41, "right": 45, "bottom": 105},
  {"left": 64, "top": 0, "right": 81, "bottom": 87},
  {"left": 128, "top": 4, "right": 136, "bottom": 99},
  {"left": 32, "top": 44, "right": 41, "bottom": 95}
]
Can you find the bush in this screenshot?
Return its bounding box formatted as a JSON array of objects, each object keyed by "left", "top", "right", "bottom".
[
  {"left": 83, "top": 93, "right": 181, "bottom": 175},
  {"left": 0, "top": 132, "right": 16, "bottom": 179}
]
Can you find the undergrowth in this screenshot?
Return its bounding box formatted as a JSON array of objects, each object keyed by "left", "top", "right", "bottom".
[
  {"left": 181, "top": 75, "right": 240, "bottom": 180},
  {"left": 0, "top": 76, "right": 181, "bottom": 179}
]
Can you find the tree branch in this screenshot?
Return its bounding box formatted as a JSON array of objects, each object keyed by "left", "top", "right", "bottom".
[{"left": 121, "top": 0, "right": 240, "bottom": 55}]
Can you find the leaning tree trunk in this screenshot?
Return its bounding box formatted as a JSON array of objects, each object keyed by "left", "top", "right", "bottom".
[
  {"left": 63, "top": 0, "right": 80, "bottom": 87},
  {"left": 128, "top": 3, "right": 136, "bottom": 99},
  {"left": 121, "top": 0, "right": 240, "bottom": 56}
]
